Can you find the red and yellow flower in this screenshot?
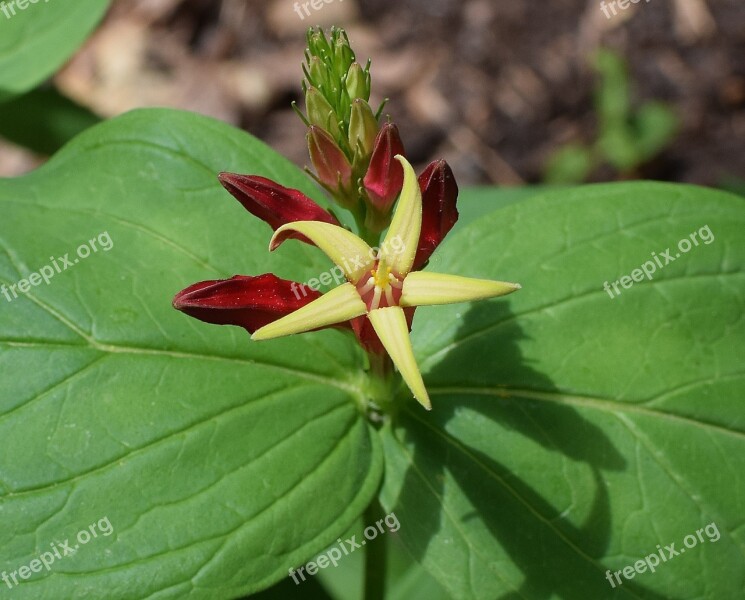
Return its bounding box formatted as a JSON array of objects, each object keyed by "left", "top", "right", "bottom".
[{"left": 174, "top": 156, "right": 519, "bottom": 410}]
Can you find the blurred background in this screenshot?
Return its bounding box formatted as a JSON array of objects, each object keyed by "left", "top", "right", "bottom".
[{"left": 1, "top": 0, "right": 743, "bottom": 192}]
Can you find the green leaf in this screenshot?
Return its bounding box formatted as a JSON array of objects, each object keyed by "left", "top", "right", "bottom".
[
  {"left": 310, "top": 518, "right": 451, "bottom": 600},
  {"left": 0, "top": 87, "right": 101, "bottom": 155},
  {"left": 594, "top": 49, "right": 632, "bottom": 127},
  {"left": 719, "top": 177, "right": 745, "bottom": 198},
  {"left": 633, "top": 102, "right": 679, "bottom": 161},
  {"left": 426, "top": 185, "right": 550, "bottom": 276},
  {"left": 543, "top": 145, "right": 594, "bottom": 184},
  {"left": 249, "top": 573, "right": 334, "bottom": 600},
  {"left": 386, "top": 539, "right": 450, "bottom": 600},
  {"left": 0, "top": 0, "right": 110, "bottom": 102},
  {"left": 381, "top": 183, "right": 745, "bottom": 599},
  {"left": 0, "top": 109, "right": 381, "bottom": 598},
  {"left": 451, "top": 186, "right": 550, "bottom": 231},
  {"left": 597, "top": 124, "right": 641, "bottom": 172}
]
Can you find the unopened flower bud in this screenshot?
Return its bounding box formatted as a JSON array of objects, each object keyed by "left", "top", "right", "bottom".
[
  {"left": 413, "top": 160, "right": 459, "bottom": 269},
  {"left": 308, "top": 56, "right": 327, "bottom": 90},
  {"left": 306, "top": 87, "right": 340, "bottom": 139},
  {"left": 348, "top": 99, "right": 378, "bottom": 159},
  {"left": 346, "top": 63, "right": 370, "bottom": 102},
  {"left": 332, "top": 33, "right": 355, "bottom": 72},
  {"left": 217, "top": 172, "right": 340, "bottom": 242},
  {"left": 308, "top": 125, "right": 353, "bottom": 194},
  {"left": 363, "top": 123, "right": 406, "bottom": 213}
]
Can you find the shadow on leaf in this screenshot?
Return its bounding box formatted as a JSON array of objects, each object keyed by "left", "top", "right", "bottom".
[{"left": 382, "top": 300, "right": 680, "bottom": 600}]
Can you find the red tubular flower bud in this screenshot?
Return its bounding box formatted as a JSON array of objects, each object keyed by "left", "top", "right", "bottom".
[
  {"left": 413, "top": 160, "right": 459, "bottom": 270},
  {"left": 172, "top": 274, "right": 324, "bottom": 334},
  {"left": 363, "top": 123, "right": 406, "bottom": 213},
  {"left": 217, "top": 173, "right": 339, "bottom": 244},
  {"left": 308, "top": 125, "right": 353, "bottom": 193}
]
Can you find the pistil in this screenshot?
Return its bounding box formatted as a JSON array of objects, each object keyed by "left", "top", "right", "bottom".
[{"left": 357, "top": 258, "right": 403, "bottom": 311}]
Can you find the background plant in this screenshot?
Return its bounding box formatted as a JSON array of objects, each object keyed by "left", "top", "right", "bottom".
[{"left": 544, "top": 49, "right": 679, "bottom": 184}]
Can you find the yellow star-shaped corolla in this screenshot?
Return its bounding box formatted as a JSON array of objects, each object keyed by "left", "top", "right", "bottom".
[{"left": 253, "top": 156, "right": 520, "bottom": 410}]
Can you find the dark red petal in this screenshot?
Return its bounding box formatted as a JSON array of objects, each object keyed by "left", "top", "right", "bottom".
[
  {"left": 413, "top": 160, "right": 459, "bottom": 270},
  {"left": 351, "top": 307, "right": 416, "bottom": 354},
  {"left": 173, "top": 274, "right": 324, "bottom": 334},
  {"left": 363, "top": 123, "right": 406, "bottom": 212},
  {"left": 218, "top": 173, "right": 340, "bottom": 240}
]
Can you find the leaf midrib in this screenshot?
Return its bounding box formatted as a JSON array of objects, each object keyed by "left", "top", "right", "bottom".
[
  {"left": 1, "top": 280, "right": 362, "bottom": 397},
  {"left": 1, "top": 387, "right": 347, "bottom": 499},
  {"left": 419, "top": 270, "right": 744, "bottom": 369},
  {"left": 428, "top": 386, "right": 745, "bottom": 441},
  {"left": 18, "top": 399, "right": 360, "bottom": 591}
]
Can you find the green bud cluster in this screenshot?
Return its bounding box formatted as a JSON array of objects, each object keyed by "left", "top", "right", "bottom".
[
  {"left": 297, "top": 27, "right": 384, "bottom": 167},
  {"left": 295, "top": 27, "right": 398, "bottom": 245}
]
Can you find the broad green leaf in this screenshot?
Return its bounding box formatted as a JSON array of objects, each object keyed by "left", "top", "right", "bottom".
[
  {"left": 314, "top": 519, "right": 367, "bottom": 600},
  {"left": 0, "top": 87, "right": 101, "bottom": 155},
  {"left": 720, "top": 177, "right": 745, "bottom": 198},
  {"left": 313, "top": 516, "right": 450, "bottom": 600},
  {"left": 0, "top": 109, "right": 381, "bottom": 598},
  {"left": 450, "top": 186, "right": 549, "bottom": 231},
  {"left": 249, "top": 573, "right": 333, "bottom": 600},
  {"left": 380, "top": 183, "right": 745, "bottom": 599},
  {"left": 426, "top": 185, "right": 550, "bottom": 276},
  {"left": 0, "top": 0, "right": 110, "bottom": 102},
  {"left": 386, "top": 537, "right": 450, "bottom": 600}
]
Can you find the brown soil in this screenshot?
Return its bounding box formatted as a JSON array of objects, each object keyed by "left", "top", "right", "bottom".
[{"left": 9, "top": 0, "right": 745, "bottom": 188}]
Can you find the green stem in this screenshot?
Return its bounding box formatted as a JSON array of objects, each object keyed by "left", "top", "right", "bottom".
[
  {"left": 363, "top": 498, "right": 387, "bottom": 600},
  {"left": 365, "top": 351, "right": 397, "bottom": 413},
  {"left": 348, "top": 200, "right": 381, "bottom": 247},
  {"left": 368, "top": 351, "right": 392, "bottom": 381}
]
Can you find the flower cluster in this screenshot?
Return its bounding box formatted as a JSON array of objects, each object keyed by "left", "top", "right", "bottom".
[{"left": 173, "top": 28, "right": 520, "bottom": 410}]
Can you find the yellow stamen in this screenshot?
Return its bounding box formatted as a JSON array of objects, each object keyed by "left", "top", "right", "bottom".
[{"left": 374, "top": 266, "right": 392, "bottom": 288}]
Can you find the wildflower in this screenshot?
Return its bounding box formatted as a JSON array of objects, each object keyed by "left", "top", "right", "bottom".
[
  {"left": 250, "top": 156, "right": 520, "bottom": 409},
  {"left": 173, "top": 26, "right": 521, "bottom": 412}
]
